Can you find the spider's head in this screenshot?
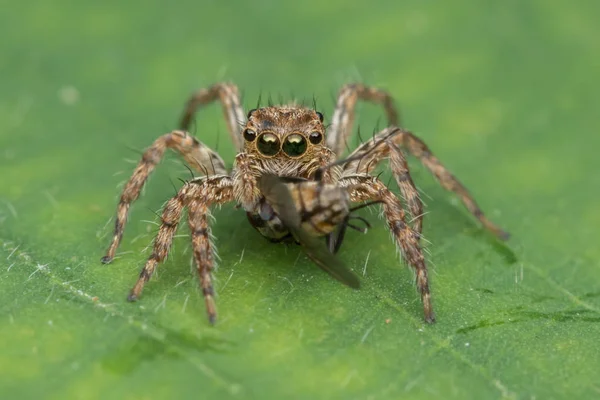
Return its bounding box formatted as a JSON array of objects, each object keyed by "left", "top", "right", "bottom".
[{"left": 241, "top": 107, "right": 327, "bottom": 163}]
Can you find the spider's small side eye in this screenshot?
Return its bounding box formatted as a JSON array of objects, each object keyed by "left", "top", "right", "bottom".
[
  {"left": 243, "top": 129, "right": 257, "bottom": 142},
  {"left": 257, "top": 132, "right": 280, "bottom": 156},
  {"left": 282, "top": 134, "right": 307, "bottom": 157},
  {"left": 316, "top": 111, "right": 324, "bottom": 122},
  {"left": 247, "top": 109, "right": 257, "bottom": 119},
  {"left": 309, "top": 131, "right": 323, "bottom": 145}
]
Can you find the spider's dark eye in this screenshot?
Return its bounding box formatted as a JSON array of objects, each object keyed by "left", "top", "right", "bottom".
[
  {"left": 309, "top": 131, "right": 323, "bottom": 145},
  {"left": 247, "top": 108, "right": 257, "bottom": 119},
  {"left": 316, "top": 111, "right": 324, "bottom": 122},
  {"left": 257, "top": 132, "right": 280, "bottom": 156},
  {"left": 243, "top": 129, "right": 257, "bottom": 142},
  {"left": 282, "top": 134, "right": 307, "bottom": 157}
]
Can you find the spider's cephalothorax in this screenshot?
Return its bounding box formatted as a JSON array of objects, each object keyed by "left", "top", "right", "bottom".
[{"left": 101, "top": 82, "right": 509, "bottom": 325}]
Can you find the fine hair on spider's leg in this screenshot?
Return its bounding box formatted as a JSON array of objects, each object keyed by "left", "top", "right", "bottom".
[
  {"left": 255, "top": 91, "right": 263, "bottom": 110},
  {"left": 310, "top": 140, "right": 394, "bottom": 253},
  {"left": 402, "top": 131, "right": 509, "bottom": 239},
  {"left": 316, "top": 126, "right": 402, "bottom": 181},
  {"left": 343, "top": 127, "right": 509, "bottom": 240},
  {"left": 179, "top": 82, "right": 246, "bottom": 151},
  {"left": 101, "top": 130, "right": 228, "bottom": 264},
  {"left": 386, "top": 140, "right": 423, "bottom": 235},
  {"left": 339, "top": 174, "right": 435, "bottom": 323},
  {"left": 128, "top": 185, "right": 189, "bottom": 302},
  {"left": 128, "top": 176, "right": 234, "bottom": 325},
  {"left": 327, "top": 83, "right": 401, "bottom": 156}
]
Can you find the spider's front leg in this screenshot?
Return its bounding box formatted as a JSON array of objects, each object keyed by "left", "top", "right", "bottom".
[
  {"left": 101, "top": 130, "right": 227, "bottom": 264},
  {"left": 340, "top": 174, "right": 435, "bottom": 323},
  {"left": 327, "top": 83, "right": 400, "bottom": 156},
  {"left": 128, "top": 175, "right": 234, "bottom": 324}
]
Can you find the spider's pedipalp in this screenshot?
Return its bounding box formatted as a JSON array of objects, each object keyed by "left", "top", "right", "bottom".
[
  {"left": 101, "top": 130, "right": 227, "bottom": 263},
  {"left": 180, "top": 82, "right": 246, "bottom": 151}
]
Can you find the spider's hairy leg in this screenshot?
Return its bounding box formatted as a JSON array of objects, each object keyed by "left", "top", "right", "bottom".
[
  {"left": 342, "top": 127, "right": 423, "bottom": 234},
  {"left": 128, "top": 175, "right": 234, "bottom": 325},
  {"left": 101, "top": 130, "right": 227, "bottom": 264},
  {"left": 128, "top": 188, "right": 186, "bottom": 302},
  {"left": 187, "top": 194, "right": 218, "bottom": 324},
  {"left": 400, "top": 129, "right": 509, "bottom": 240},
  {"left": 387, "top": 141, "right": 423, "bottom": 235},
  {"left": 179, "top": 82, "right": 246, "bottom": 151},
  {"left": 327, "top": 83, "right": 400, "bottom": 156},
  {"left": 340, "top": 175, "right": 435, "bottom": 323},
  {"left": 344, "top": 127, "right": 509, "bottom": 240}
]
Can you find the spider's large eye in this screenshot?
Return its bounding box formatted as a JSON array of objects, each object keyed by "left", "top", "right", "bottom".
[
  {"left": 243, "top": 129, "right": 257, "bottom": 142},
  {"left": 309, "top": 131, "right": 323, "bottom": 145},
  {"left": 282, "top": 134, "right": 307, "bottom": 157},
  {"left": 257, "top": 132, "right": 280, "bottom": 156}
]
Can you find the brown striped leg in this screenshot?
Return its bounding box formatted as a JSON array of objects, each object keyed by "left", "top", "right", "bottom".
[
  {"left": 340, "top": 175, "right": 435, "bottom": 323},
  {"left": 327, "top": 84, "right": 400, "bottom": 157},
  {"left": 398, "top": 130, "right": 509, "bottom": 240},
  {"left": 179, "top": 82, "right": 246, "bottom": 151},
  {"left": 386, "top": 140, "right": 423, "bottom": 235},
  {"left": 188, "top": 196, "right": 217, "bottom": 324},
  {"left": 342, "top": 127, "right": 509, "bottom": 240},
  {"left": 127, "top": 190, "right": 186, "bottom": 301},
  {"left": 339, "top": 127, "right": 423, "bottom": 234},
  {"left": 101, "top": 130, "right": 227, "bottom": 264},
  {"left": 127, "top": 176, "right": 234, "bottom": 321}
]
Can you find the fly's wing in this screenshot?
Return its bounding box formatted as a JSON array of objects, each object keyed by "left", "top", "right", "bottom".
[
  {"left": 258, "top": 174, "right": 360, "bottom": 289},
  {"left": 257, "top": 174, "right": 301, "bottom": 228},
  {"left": 297, "top": 229, "right": 360, "bottom": 289}
]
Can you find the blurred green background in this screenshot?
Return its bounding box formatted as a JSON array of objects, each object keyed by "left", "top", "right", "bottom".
[{"left": 1, "top": 0, "right": 599, "bottom": 399}]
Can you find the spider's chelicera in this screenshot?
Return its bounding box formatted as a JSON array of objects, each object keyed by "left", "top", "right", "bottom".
[{"left": 101, "top": 82, "right": 509, "bottom": 324}]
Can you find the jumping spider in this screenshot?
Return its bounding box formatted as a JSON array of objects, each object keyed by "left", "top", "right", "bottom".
[{"left": 101, "top": 82, "right": 509, "bottom": 324}]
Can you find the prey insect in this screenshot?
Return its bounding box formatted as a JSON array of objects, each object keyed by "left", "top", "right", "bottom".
[
  {"left": 258, "top": 173, "right": 361, "bottom": 288},
  {"left": 101, "top": 82, "right": 509, "bottom": 324}
]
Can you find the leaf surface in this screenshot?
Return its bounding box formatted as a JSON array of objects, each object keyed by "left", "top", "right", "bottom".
[{"left": 1, "top": 1, "right": 599, "bottom": 399}]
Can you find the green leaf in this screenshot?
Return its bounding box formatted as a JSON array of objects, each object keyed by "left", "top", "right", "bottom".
[{"left": 1, "top": 1, "right": 599, "bottom": 399}]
